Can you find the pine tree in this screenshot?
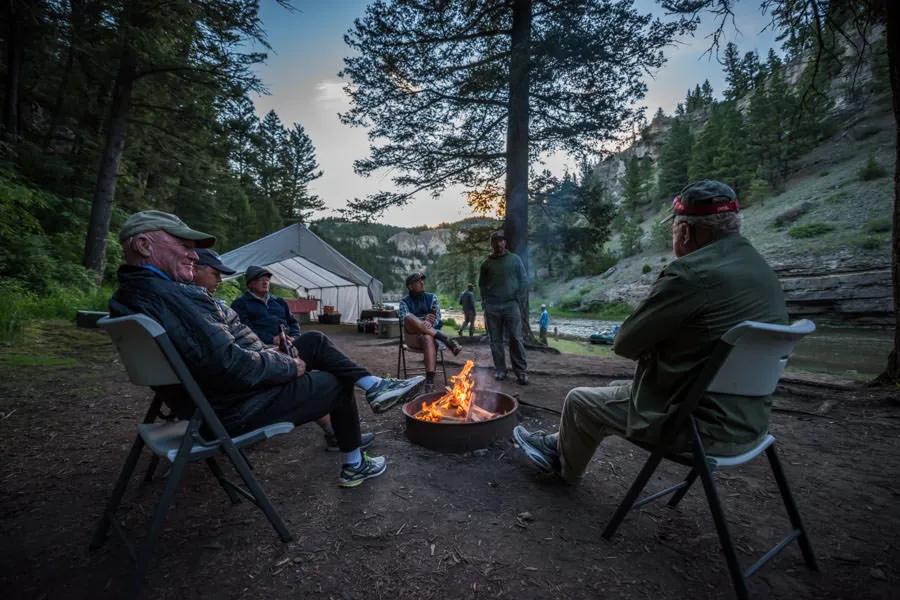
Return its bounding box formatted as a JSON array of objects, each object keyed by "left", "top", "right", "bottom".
[
  {"left": 712, "top": 102, "right": 750, "bottom": 196},
  {"left": 621, "top": 155, "right": 643, "bottom": 212},
  {"left": 278, "top": 124, "right": 324, "bottom": 222},
  {"left": 658, "top": 117, "right": 693, "bottom": 196},
  {"left": 688, "top": 102, "right": 724, "bottom": 181}
]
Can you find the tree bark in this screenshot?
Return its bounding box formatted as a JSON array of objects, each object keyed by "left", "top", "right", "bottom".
[
  {"left": 875, "top": 0, "right": 900, "bottom": 384},
  {"left": 82, "top": 46, "right": 136, "bottom": 279},
  {"left": 3, "top": 0, "right": 24, "bottom": 141},
  {"left": 504, "top": 0, "right": 535, "bottom": 342}
]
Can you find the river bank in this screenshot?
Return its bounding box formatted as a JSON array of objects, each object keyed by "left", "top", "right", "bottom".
[{"left": 440, "top": 308, "right": 892, "bottom": 380}]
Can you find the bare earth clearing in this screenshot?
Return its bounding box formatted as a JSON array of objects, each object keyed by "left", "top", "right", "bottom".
[{"left": 1, "top": 322, "right": 898, "bottom": 599}]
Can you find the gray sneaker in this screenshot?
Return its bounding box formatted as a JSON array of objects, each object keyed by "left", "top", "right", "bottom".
[
  {"left": 513, "top": 425, "right": 560, "bottom": 474},
  {"left": 325, "top": 431, "right": 375, "bottom": 452},
  {"left": 366, "top": 376, "right": 425, "bottom": 413},
  {"left": 338, "top": 453, "right": 387, "bottom": 488}
]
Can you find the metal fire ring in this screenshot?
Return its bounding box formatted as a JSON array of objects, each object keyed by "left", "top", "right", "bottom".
[{"left": 402, "top": 390, "right": 519, "bottom": 453}]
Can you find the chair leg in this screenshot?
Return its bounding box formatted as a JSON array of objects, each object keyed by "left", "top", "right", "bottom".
[
  {"left": 397, "top": 344, "right": 402, "bottom": 378},
  {"left": 440, "top": 351, "right": 448, "bottom": 386},
  {"left": 128, "top": 420, "right": 197, "bottom": 598},
  {"left": 205, "top": 457, "right": 241, "bottom": 505},
  {"left": 143, "top": 455, "right": 160, "bottom": 483},
  {"left": 602, "top": 451, "right": 664, "bottom": 539},
  {"left": 766, "top": 445, "right": 818, "bottom": 571},
  {"left": 691, "top": 425, "right": 748, "bottom": 600},
  {"left": 667, "top": 468, "right": 699, "bottom": 508},
  {"left": 90, "top": 433, "right": 146, "bottom": 550},
  {"left": 219, "top": 441, "right": 292, "bottom": 543}
]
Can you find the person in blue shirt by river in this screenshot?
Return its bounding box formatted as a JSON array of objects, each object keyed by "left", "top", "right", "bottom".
[{"left": 538, "top": 304, "right": 550, "bottom": 345}]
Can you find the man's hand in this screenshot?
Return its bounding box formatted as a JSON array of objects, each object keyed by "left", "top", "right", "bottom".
[
  {"left": 425, "top": 313, "right": 436, "bottom": 325},
  {"left": 293, "top": 357, "right": 307, "bottom": 377}
]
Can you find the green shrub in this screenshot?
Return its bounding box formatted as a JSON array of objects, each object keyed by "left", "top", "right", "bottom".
[
  {"left": 558, "top": 289, "right": 584, "bottom": 310},
  {"left": 788, "top": 223, "right": 834, "bottom": 238},
  {"left": 866, "top": 218, "right": 892, "bottom": 234},
  {"left": 858, "top": 154, "right": 887, "bottom": 181},
  {"left": 855, "top": 235, "right": 885, "bottom": 251},
  {"left": 642, "top": 264, "right": 652, "bottom": 274},
  {"left": 0, "top": 279, "right": 113, "bottom": 341},
  {"left": 581, "top": 300, "right": 633, "bottom": 319}
]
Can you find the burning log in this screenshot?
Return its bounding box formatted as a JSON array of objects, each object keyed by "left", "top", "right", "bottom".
[{"left": 413, "top": 360, "right": 501, "bottom": 424}]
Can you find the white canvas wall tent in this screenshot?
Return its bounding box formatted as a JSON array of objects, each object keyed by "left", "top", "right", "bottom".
[{"left": 220, "top": 223, "right": 382, "bottom": 323}]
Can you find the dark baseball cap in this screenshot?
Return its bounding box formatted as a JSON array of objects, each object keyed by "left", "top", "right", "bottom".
[
  {"left": 245, "top": 265, "right": 273, "bottom": 283},
  {"left": 405, "top": 272, "right": 425, "bottom": 287},
  {"left": 662, "top": 180, "right": 740, "bottom": 223},
  {"left": 119, "top": 210, "right": 215, "bottom": 247},
  {"left": 196, "top": 249, "right": 236, "bottom": 275},
  {"left": 490, "top": 229, "right": 506, "bottom": 240}
]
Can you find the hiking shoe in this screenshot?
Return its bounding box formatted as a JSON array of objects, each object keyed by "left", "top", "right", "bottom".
[
  {"left": 325, "top": 431, "right": 375, "bottom": 452},
  {"left": 338, "top": 453, "right": 387, "bottom": 488},
  {"left": 446, "top": 339, "right": 462, "bottom": 356},
  {"left": 495, "top": 369, "right": 507, "bottom": 381},
  {"left": 513, "top": 426, "right": 560, "bottom": 474},
  {"left": 516, "top": 372, "right": 529, "bottom": 386},
  {"left": 366, "top": 376, "right": 425, "bottom": 413}
]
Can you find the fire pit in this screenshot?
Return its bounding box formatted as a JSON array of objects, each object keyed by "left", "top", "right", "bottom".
[{"left": 402, "top": 360, "right": 518, "bottom": 453}]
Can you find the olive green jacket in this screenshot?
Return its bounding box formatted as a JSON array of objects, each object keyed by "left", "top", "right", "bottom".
[{"left": 612, "top": 234, "right": 788, "bottom": 456}]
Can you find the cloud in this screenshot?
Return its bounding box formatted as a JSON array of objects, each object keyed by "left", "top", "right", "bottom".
[{"left": 315, "top": 80, "right": 349, "bottom": 105}]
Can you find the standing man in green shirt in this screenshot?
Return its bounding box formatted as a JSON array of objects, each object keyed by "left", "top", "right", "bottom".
[
  {"left": 513, "top": 180, "right": 789, "bottom": 482},
  {"left": 479, "top": 230, "right": 529, "bottom": 385}
]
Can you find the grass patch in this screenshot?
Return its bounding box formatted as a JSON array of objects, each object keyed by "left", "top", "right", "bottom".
[
  {"left": 0, "top": 353, "right": 79, "bottom": 368},
  {"left": 539, "top": 301, "right": 633, "bottom": 320},
  {"left": 866, "top": 217, "right": 892, "bottom": 234},
  {"left": 788, "top": 223, "right": 834, "bottom": 238},
  {"left": 0, "top": 280, "right": 113, "bottom": 342},
  {"left": 854, "top": 234, "right": 886, "bottom": 251},
  {"left": 547, "top": 337, "right": 617, "bottom": 357}
]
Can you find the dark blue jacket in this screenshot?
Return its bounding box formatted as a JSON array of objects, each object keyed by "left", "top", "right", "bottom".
[{"left": 231, "top": 291, "right": 300, "bottom": 344}]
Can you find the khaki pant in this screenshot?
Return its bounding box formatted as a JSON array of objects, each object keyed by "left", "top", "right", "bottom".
[{"left": 558, "top": 381, "right": 632, "bottom": 484}]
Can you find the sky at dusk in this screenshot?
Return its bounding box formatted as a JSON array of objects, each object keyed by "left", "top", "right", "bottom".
[{"left": 250, "top": 0, "right": 778, "bottom": 228}]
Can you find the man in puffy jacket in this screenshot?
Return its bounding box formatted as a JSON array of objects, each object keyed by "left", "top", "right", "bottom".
[
  {"left": 111, "top": 210, "right": 423, "bottom": 488},
  {"left": 192, "top": 249, "right": 376, "bottom": 455}
]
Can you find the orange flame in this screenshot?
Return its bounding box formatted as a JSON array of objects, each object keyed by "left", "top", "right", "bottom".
[{"left": 415, "top": 360, "right": 476, "bottom": 423}]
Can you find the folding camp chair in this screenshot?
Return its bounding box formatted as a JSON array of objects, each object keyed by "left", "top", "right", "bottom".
[
  {"left": 602, "top": 320, "right": 819, "bottom": 599},
  {"left": 397, "top": 317, "right": 448, "bottom": 386},
  {"left": 90, "top": 314, "right": 294, "bottom": 597}
]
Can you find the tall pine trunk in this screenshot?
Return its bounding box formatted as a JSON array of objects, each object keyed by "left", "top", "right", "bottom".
[
  {"left": 3, "top": 0, "right": 24, "bottom": 141},
  {"left": 82, "top": 47, "right": 136, "bottom": 279},
  {"left": 876, "top": 0, "right": 900, "bottom": 384},
  {"left": 504, "top": 0, "right": 535, "bottom": 341}
]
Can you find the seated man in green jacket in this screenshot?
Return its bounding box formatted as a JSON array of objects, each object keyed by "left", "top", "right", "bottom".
[{"left": 513, "top": 180, "right": 789, "bottom": 483}]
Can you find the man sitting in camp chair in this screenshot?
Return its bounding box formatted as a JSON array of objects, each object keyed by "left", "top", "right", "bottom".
[
  {"left": 110, "top": 210, "right": 424, "bottom": 488},
  {"left": 513, "top": 180, "right": 790, "bottom": 482},
  {"left": 399, "top": 272, "right": 462, "bottom": 393},
  {"left": 193, "top": 249, "right": 376, "bottom": 455}
]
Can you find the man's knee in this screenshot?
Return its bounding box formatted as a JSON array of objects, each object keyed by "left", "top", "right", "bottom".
[{"left": 298, "top": 330, "right": 326, "bottom": 345}]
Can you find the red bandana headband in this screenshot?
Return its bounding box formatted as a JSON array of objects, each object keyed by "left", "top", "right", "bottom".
[{"left": 672, "top": 195, "right": 740, "bottom": 216}]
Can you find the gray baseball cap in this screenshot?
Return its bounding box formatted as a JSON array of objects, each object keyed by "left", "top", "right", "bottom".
[
  {"left": 245, "top": 265, "right": 273, "bottom": 283},
  {"left": 119, "top": 210, "right": 215, "bottom": 248},
  {"left": 662, "top": 180, "right": 739, "bottom": 224}
]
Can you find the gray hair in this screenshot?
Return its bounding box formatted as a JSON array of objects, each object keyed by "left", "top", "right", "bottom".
[
  {"left": 121, "top": 230, "right": 164, "bottom": 265},
  {"left": 674, "top": 212, "right": 741, "bottom": 237}
]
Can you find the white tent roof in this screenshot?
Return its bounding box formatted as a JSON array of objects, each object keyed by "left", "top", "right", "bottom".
[{"left": 220, "top": 223, "right": 382, "bottom": 323}]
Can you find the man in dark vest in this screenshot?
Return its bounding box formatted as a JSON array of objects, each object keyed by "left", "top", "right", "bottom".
[
  {"left": 478, "top": 230, "right": 529, "bottom": 385},
  {"left": 513, "top": 180, "right": 789, "bottom": 483},
  {"left": 400, "top": 272, "right": 462, "bottom": 393}
]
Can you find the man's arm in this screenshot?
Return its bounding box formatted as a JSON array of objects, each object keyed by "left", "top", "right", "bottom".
[{"left": 612, "top": 262, "right": 704, "bottom": 360}]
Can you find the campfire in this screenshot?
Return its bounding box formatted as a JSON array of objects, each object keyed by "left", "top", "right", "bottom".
[{"left": 413, "top": 360, "right": 499, "bottom": 423}]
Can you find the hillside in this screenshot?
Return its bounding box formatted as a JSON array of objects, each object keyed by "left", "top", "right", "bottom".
[{"left": 541, "top": 101, "right": 894, "bottom": 327}]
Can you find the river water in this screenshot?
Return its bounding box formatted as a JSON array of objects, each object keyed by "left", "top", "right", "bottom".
[{"left": 439, "top": 309, "right": 893, "bottom": 380}]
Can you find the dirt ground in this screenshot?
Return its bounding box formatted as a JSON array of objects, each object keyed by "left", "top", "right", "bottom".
[{"left": 1, "top": 321, "right": 898, "bottom": 599}]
